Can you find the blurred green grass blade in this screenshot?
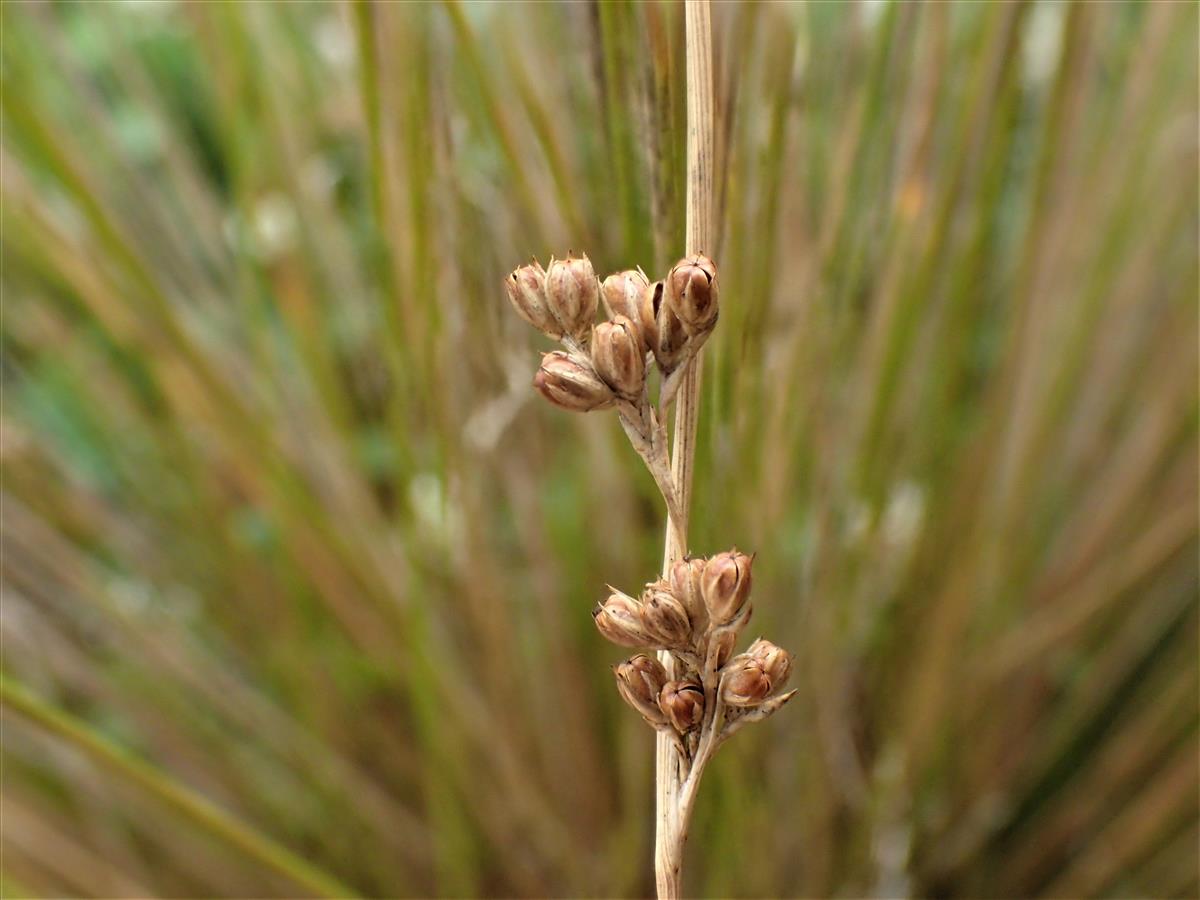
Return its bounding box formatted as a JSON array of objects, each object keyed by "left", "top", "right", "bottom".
[
  {"left": 440, "top": 0, "right": 545, "bottom": 244},
  {"left": 2, "top": 0, "right": 1195, "bottom": 895},
  {"left": 596, "top": 0, "right": 653, "bottom": 264},
  {"left": 501, "top": 18, "right": 592, "bottom": 247},
  {"left": 0, "top": 874, "right": 36, "bottom": 900},
  {"left": 0, "top": 676, "right": 358, "bottom": 899}
]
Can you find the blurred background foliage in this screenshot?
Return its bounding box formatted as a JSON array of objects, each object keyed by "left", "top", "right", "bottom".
[{"left": 1, "top": 0, "right": 1197, "bottom": 897}]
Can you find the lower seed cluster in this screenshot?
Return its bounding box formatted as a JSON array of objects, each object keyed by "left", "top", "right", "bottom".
[{"left": 599, "top": 550, "right": 792, "bottom": 738}]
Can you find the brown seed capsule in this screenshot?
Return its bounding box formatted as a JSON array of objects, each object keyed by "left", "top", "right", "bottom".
[
  {"left": 545, "top": 255, "right": 600, "bottom": 340},
  {"left": 746, "top": 638, "right": 792, "bottom": 689},
  {"left": 593, "top": 589, "right": 651, "bottom": 648},
  {"left": 601, "top": 270, "right": 650, "bottom": 347},
  {"left": 533, "top": 351, "right": 616, "bottom": 412},
  {"left": 591, "top": 316, "right": 645, "bottom": 398},
  {"left": 701, "top": 550, "right": 754, "bottom": 625},
  {"left": 669, "top": 556, "right": 708, "bottom": 629},
  {"left": 659, "top": 680, "right": 705, "bottom": 732},
  {"left": 665, "top": 254, "right": 719, "bottom": 336},
  {"left": 504, "top": 261, "right": 563, "bottom": 339},
  {"left": 641, "top": 581, "right": 692, "bottom": 649},
  {"left": 614, "top": 654, "right": 669, "bottom": 728},
  {"left": 720, "top": 656, "right": 773, "bottom": 707},
  {"left": 640, "top": 280, "right": 690, "bottom": 373}
]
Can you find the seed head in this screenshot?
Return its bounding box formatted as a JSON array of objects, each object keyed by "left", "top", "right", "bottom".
[
  {"left": 504, "top": 261, "right": 563, "bottom": 339},
  {"left": 614, "top": 654, "right": 669, "bottom": 728},
  {"left": 659, "top": 680, "right": 705, "bottom": 732},
  {"left": 545, "top": 254, "right": 600, "bottom": 341},
  {"left": 669, "top": 556, "right": 708, "bottom": 628},
  {"left": 601, "top": 270, "right": 650, "bottom": 347},
  {"left": 746, "top": 638, "right": 792, "bottom": 689},
  {"left": 641, "top": 581, "right": 692, "bottom": 650},
  {"left": 665, "top": 254, "right": 719, "bottom": 336},
  {"left": 701, "top": 549, "right": 754, "bottom": 625},
  {"left": 591, "top": 316, "right": 646, "bottom": 398},
  {"left": 640, "top": 280, "right": 690, "bottom": 373},
  {"left": 720, "top": 656, "right": 773, "bottom": 707},
  {"left": 533, "top": 351, "right": 616, "bottom": 412},
  {"left": 592, "top": 589, "right": 652, "bottom": 648}
]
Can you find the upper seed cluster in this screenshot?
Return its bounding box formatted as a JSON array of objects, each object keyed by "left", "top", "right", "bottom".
[{"left": 504, "top": 253, "right": 720, "bottom": 413}]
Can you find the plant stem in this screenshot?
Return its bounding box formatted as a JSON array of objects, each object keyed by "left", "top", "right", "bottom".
[{"left": 655, "top": 2, "right": 714, "bottom": 897}]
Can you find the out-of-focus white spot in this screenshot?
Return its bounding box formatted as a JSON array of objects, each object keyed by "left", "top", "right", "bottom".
[
  {"left": 315, "top": 16, "right": 354, "bottom": 69},
  {"left": 1022, "top": 2, "right": 1065, "bottom": 88},
  {"left": 792, "top": 23, "right": 808, "bottom": 87},
  {"left": 409, "top": 472, "right": 463, "bottom": 544},
  {"left": 862, "top": 0, "right": 888, "bottom": 30},
  {"left": 883, "top": 480, "right": 924, "bottom": 547},
  {"left": 252, "top": 193, "right": 299, "bottom": 260}
]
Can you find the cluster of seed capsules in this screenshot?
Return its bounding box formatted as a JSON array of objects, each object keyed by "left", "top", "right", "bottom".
[
  {"left": 597, "top": 550, "right": 792, "bottom": 736},
  {"left": 504, "top": 253, "right": 719, "bottom": 412},
  {"left": 503, "top": 252, "right": 792, "bottom": 741}
]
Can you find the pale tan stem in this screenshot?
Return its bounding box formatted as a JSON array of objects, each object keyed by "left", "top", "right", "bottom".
[
  {"left": 655, "top": 2, "right": 714, "bottom": 897},
  {"left": 616, "top": 406, "right": 688, "bottom": 551}
]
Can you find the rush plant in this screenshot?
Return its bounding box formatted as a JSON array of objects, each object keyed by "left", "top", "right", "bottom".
[
  {"left": 5, "top": 1, "right": 1194, "bottom": 897},
  {"left": 502, "top": 10, "right": 792, "bottom": 891},
  {"left": 505, "top": 250, "right": 795, "bottom": 897}
]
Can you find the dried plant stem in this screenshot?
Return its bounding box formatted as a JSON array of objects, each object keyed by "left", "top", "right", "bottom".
[
  {"left": 617, "top": 404, "right": 688, "bottom": 552},
  {"left": 655, "top": 2, "right": 714, "bottom": 897}
]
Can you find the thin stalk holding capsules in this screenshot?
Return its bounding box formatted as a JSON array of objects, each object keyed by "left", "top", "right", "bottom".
[{"left": 500, "top": 5, "right": 793, "bottom": 893}]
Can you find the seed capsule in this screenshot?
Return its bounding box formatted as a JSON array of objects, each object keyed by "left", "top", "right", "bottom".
[
  {"left": 614, "top": 654, "right": 669, "bottom": 728},
  {"left": 720, "top": 656, "right": 773, "bottom": 707},
  {"left": 701, "top": 550, "right": 754, "bottom": 625},
  {"left": 641, "top": 581, "right": 692, "bottom": 650},
  {"left": 533, "top": 351, "right": 616, "bottom": 412},
  {"left": 601, "top": 270, "right": 650, "bottom": 347},
  {"left": 545, "top": 255, "right": 600, "bottom": 340},
  {"left": 593, "top": 589, "right": 652, "bottom": 648},
  {"left": 746, "top": 638, "right": 792, "bottom": 689},
  {"left": 659, "top": 680, "right": 705, "bottom": 732},
  {"left": 591, "top": 316, "right": 645, "bottom": 398},
  {"left": 504, "top": 261, "right": 563, "bottom": 339},
  {"left": 669, "top": 556, "right": 708, "bottom": 629},
  {"left": 665, "top": 254, "right": 719, "bottom": 336},
  {"left": 640, "top": 280, "right": 690, "bottom": 373}
]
